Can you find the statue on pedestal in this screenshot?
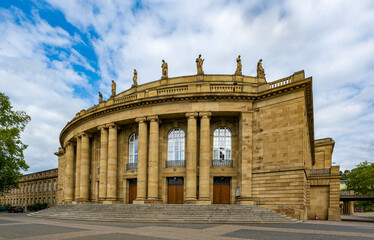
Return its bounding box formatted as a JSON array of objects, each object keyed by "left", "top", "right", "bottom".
[
  {"left": 111, "top": 80, "right": 116, "bottom": 98},
  {"left": 235, "top": 55, "right": 242, "bottom": 75},
  {"left": 99, "top": 91, "right": 103, "bottom": 103},
  {"left": 161, "top": 60, "right": 168, "bottom": 79},
  {"left": 257, "top": 59, "right": 265, "bottom": 78},
  {"left": 196, "top": 54, "right": 204, "bottom": 75},
  {"left": 132, "top": 69, "right": 138, "bottom": 88}
]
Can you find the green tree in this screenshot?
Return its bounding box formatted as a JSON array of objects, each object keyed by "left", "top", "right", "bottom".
[
  {"left": 0, "top": 92, "right": 30, "bottom": 194},
  {"left": 346, "top": 161, "right": 374, "bottom": 195},
  {"left": 346, "top": 161, "right": 374, "bottom": 212}
]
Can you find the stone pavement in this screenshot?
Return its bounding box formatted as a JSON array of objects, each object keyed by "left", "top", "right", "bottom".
[{"left": 0, "top": 213, "right": 374, "bottom": 240}]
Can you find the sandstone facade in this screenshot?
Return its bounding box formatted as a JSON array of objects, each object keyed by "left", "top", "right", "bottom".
[
  {"left": 54, "top": 70, "right": 339, "bottom": 220},
  {"left": 0, "top": 168, "right": 58, "bottom": 208}
]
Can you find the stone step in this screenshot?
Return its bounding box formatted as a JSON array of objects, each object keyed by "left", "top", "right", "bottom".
[{"left": 28, "top": 204, "right": 298, "bottom": 224}]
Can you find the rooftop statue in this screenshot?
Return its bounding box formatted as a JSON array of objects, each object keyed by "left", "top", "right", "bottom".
[
  {"left": 257, "top": 59, "right": 265, "bottom": 78},
  {"left": 98, "top": 91, "right": 103, "bottom": 103},
  {"left": 196, "top": 54, "right": 204, "bottom": 75},
  {"left": 161, "top": 60, "right": 168, "bottom": 79},
  {"left": 111, "top": 80, "right": 116, "bottom": 98},
  {"left": 235, "top": 55, "right": 242, "bottom": 75},
  {"left": 132, "top": 69, "right": 138, "bottom": 88}
]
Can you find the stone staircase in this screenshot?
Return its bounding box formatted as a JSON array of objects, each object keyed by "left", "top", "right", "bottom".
[{"left": 28, "top": 204, "right": 299, "bottom": 224}]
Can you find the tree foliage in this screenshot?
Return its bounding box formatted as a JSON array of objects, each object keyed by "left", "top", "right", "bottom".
[
  {"left": 346, "top": 161, "right": 374, "bottom": 195},
  {"left": 0, "top": 92, "right": 30, "bottom": 194}
]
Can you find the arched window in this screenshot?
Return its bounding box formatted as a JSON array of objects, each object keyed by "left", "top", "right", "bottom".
[
  {"left": 167, "top": 128, "right": 185, "bottom": 161},
  {"left": 129, "top": 133, "right": 138, "bottom": 164},
  {"left": 213, "top": 127, "right": 232, "bottom": 161}
]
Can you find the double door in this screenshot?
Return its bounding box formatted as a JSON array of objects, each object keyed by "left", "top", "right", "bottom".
[
  {"left": 213, "top": 177, "right": 230, "bottom": 204},
  {"left": 168, "top": 177, "right": 184, "bottom": 204}
]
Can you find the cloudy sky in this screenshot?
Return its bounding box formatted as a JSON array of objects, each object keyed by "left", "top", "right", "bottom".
[{"left": 1, "top": 0, "right": 373, "bottom": 173}]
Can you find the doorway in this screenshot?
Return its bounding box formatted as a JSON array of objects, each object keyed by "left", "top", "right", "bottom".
[
  {"left": 128, "top": 179, "right": 137, "bottom": 204},
  {"left": 213, "top": 177, "right": 230, "bottom": 204},
  {"left": 168, "top": 177, "right": 184, "bottom": 204}
]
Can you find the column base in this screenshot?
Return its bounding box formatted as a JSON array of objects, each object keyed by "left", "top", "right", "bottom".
[
  {"left": 145, "top": 199, "right": 161, "bottom": 204},
  {"left": 133, "top": 199, "right": 146, "bottom": 204},
  {"left": 102, "top": 200, "right": 120, "bottom": 204},
  {"left": 197, "top": 199, "right": 211, "bottom": 205},
  {"left": 184, "top": 199, "right": 197, "bottom": 204},
  {"left": 64, "top": 200, "right": 73, "bottom": 204}
]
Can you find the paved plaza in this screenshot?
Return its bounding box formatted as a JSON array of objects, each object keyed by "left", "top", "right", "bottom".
[{"left": 0, "top": 213, "right": 374, "bottom": 240}]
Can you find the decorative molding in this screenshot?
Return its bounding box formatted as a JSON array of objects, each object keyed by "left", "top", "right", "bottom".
[
  {"left": 199, "top": 111, "right": 212, "bottom": 118},
  {"left": 186, "top": 112, "right": 198, "bottom": 118},
  {"left": 135, "top": 117, "right": 147, "bottom": 123},
  {"left": 147, "top": 115, "right": 159, "bottom": 122},
  {"left": 59, "top": 78, "right": 312, "bottom": 147}
]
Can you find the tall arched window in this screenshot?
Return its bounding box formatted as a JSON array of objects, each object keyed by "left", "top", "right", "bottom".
[
  {"left": 129, "top": 133, "right": 138, "bottom": 163},
  {"left": 213, "top": 127, "right": 232, "bottom": 161},
  {"left": 167, "top": 128, "right": 185, "bottom": 161}
]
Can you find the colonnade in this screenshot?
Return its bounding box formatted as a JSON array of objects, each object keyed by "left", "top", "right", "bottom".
[{"left": 62, "top": 111, "right": 253, "bottom": 204}]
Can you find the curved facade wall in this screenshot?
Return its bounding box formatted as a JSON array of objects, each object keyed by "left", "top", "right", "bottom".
[{"left": 55, "top": 71, "right": 340, "bottom": 220}]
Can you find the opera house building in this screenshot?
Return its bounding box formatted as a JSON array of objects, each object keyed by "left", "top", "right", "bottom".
[{"left": 54, "top": 57, "right": 340, "bottom": 221}]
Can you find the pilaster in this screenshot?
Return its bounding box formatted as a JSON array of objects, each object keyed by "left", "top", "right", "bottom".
[{"left": 237, "top": 111, "right": 254, "bottom": 205}]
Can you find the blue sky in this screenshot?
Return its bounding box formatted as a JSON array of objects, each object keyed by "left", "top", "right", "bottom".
[{"left": 1, "top": 0, "right": 374, "bottom": 172}]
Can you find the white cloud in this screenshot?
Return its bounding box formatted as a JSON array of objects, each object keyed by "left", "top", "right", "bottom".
[
  {"left": 0, "top": 7, "right": 90, "bottom": 173},
  {"left": 2, "top": 0, "right": 374, "bottom": 171}
]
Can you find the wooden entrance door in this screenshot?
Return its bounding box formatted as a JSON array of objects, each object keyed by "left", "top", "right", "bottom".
[
  {"left": 128, "top": 179, "right": 137, "bottom": 204},
  {"left": 213, "top": 177, "right": 230, "bottom": 204},
  {"left": 168, "top": 177, "right": 184, "bottom": 204}
]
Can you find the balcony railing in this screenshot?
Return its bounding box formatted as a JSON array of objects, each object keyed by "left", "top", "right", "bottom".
[
  {"left": 126, "top": 162, "right": 138, "bottom": 170},
  {"left": 212, "top": 160, "right": 233, "bottom": 167},
  {"left": 166, "top": 160, "right": 185, "bottom": 168},
  {"left": 310, "top": 168, "right": 330, "bottom": 175}
]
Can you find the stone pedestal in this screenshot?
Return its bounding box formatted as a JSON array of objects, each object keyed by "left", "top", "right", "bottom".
[
  {"left": 107, "top": 123, "right": 118, "bottom": 201},
  {"left": 147, "top": 116, "right": 159, "bottom": 202},
  {"left": 198, "top": 112, "right": 211, "bottom": 204},
  {"left": 98, "top": 125, "right": 108, "bottom": 202},
  {"left": 185, "top": 112, "right": 198, "bottom": 203},
  {"left": 135, "top": 117, "right": 147, "bottom": 203}
]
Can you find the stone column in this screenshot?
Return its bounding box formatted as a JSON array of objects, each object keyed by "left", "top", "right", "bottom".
[
  {"left": 134, "top": 117, "right": 147, "bottom": 204},
  {"left": 54, "top": 147, "right": 64, "bottom": 205},
  {"left": 79, "top": 132, "right": 90, "bottom": 202},
  {"left": 238, "top": 112, "right": 254, "bottom": 205},
  {"left": 106, "top": 123, "right": 119, "bottom": 202},
  {"left": 198, "top": 112, "right": 211, "bottom": 204},
  {"left": 98, "top": 125, "right": 108, "bottom": 201},
  {"left": 64, "top": 142, "right": 75, "bottom": 204},
  {"left": 185, "top": 112, "right": 198, "bottom": 203},
  {"left": 74, "top": 135, "right": 81, "bottom": 201},
  {"left": 147, "top": 115, "right": 160, "bottom": 203}
]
